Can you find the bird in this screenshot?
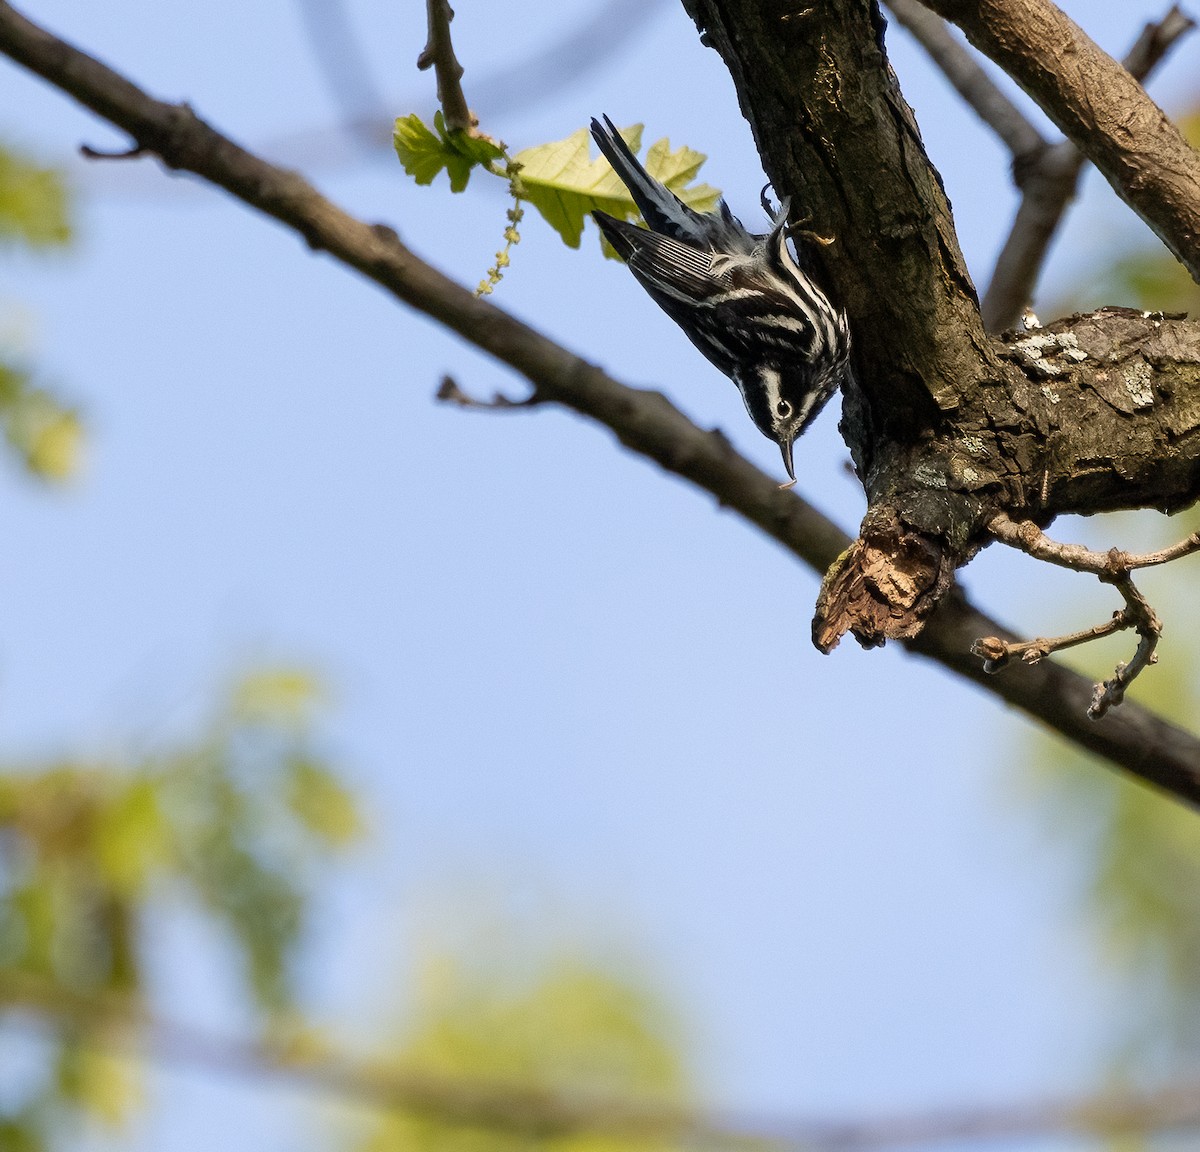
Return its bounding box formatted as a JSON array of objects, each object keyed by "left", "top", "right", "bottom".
[{"left": 589, "top": 114, "right": 851, "bottom": 484}]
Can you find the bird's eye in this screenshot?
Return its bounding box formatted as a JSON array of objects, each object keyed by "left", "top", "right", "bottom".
[{"left": 776, "top": 400, "right": 793, "bottom": 419}]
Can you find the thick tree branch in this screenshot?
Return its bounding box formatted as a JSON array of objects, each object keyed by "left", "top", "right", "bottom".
[
  {"left": 918, "top": 0, "right": 1200, "bottom": 285},
  {"left": 887, "top": 2, "right": 1194, "bottom": 333},
  {"left": 2, "top": 1, "right": 1200, "bottom": 799},
  {"left": 683, "top": 0, "right": 1200, "bottom": 680},
  {"left": 884, "top": 0, "right": 1044, "bottom": 160},
  {"left": 980, "top": 5, "right": 1195, "bottom": 333}
]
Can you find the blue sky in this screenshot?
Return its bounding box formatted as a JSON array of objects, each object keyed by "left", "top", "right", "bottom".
[{"left": 1, "top": 1, "right": 1195, "bottom": 1147}]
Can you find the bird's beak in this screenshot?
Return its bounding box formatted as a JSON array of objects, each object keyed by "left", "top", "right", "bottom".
[{"left": 779, "top": 436, "right": 796, "bottom": 482}]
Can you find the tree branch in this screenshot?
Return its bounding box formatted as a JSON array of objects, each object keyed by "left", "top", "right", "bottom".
[
  {"left": 918, "top": 0, "right": 1200, "bottom": 286},
  {"left": 980, "top": 5, "right": 1195, "bottom": 333},
  {"left": 5, "top": 969, "right": 1200, "bottom": 1149},
  {"left": 2, "top": 1, "right": 1200, "bottom": 800},
  {"left": 976, "top": 514, "right": 1200, "bottom": 718},
  {"left": 416, "top": 0, "right": 476, "bottom": 134},
  {"left": 884, "top": 0, "right": 1045, "bottom": 160},
  {"left": 888, "top": 2, "right": 1194, "bottom": 334}
]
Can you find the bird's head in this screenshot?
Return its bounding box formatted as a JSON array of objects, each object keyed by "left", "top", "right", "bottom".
[{"left": 737, "top": 363, "right": 842, "bottom": 482}]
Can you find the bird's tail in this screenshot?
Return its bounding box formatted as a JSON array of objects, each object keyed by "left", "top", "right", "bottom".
[
  {"left": 590, "top": 114, "right": 704, "bottom": 242},
  {"left": 590, "top": 209, "right": 639, "bottom": 261}
]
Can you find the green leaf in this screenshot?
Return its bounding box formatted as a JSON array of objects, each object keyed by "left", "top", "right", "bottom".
[
  {"left": 513, "top": 124, "right": 720, "bottom": 249},
  {"left": 393, "top": 111, "right": 505, "bottom": 194},
  {"left": 0, "top": 359, "right": 84, "bottom": 482},
  {"left": 285, "top": 756, "right": 362, "bottom": 846},
  {"left": 356, "top": 945, "right": 686, "bottom": 1152},
  {"left": 0, "top": 145, "right": 70, "bottom": 249}
]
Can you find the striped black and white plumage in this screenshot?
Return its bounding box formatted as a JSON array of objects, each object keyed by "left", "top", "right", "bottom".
[{"left": 589, "top": 114, "right": 851, "bottom": 481}]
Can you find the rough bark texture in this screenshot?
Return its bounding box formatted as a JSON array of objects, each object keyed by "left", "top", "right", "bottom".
[{"left": 681, "top": 0, "right": 1200, "bottom": 652}]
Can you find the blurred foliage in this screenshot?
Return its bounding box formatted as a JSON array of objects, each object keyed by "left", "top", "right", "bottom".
[
  {"left": 0, "top": 360, "right": 82, "bottom": 482},
  {"left": 0, "top": 139, "right": 81, "bottom": 484},
  {"left": 1024, "top": 98, "right": 1200, "bottom": 1076},
  {"left": 1026, "top": 500, "right": 1200, "bottom": 1068},
  {"left": 0, "top": 667, "right": 360, "bottom": 1152},
  {"left": 0, "top": 145, "right": 70, "bottom": 249},
  {"left": 356, "top": 948, "right": 686, "bottom": 1152}
]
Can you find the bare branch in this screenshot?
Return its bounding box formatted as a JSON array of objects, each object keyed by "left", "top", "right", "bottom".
[
  {"left": 417, "top": 0, "right": 476, "bottom": 134},
  {"left": 919, "top": 0, "right": 1200, "bottom": 286},
  {"left": 987, "top": 512, "right": 1200, "bottom": 574},
  {"left": 78, "top": 141, "right": 148, "bottom": 160},
  {"left": 974, "top": 611, "right": 1136, "bottom": 669},
  {"left": 885, "top": 0, "right": 1044, "bottom": 159},
  {"left": 980, "top": 140, "right": 1080, "bottom": 333},
  {"left": 1088, "top": 574, "right": 1161, "bottom": 719},
  {"left": 7, "top": 968, "right": 1200, "bottom": 1149},
  {"left": 435, "top": 374, "right": 541, "bottom": 410},
  {"left": 979, "top": 513, "right": 1200, "bottom": 717},
  {"left": 3, "top": 0, "right": 1200, "bottom": 800},
  {"left": 980, "top": 4, "right": 1195, "bottom": 333}
]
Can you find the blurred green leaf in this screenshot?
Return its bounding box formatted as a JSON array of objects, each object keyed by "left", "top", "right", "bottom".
[
  {"left": 0, "top": 144, "right": 70, "bottom": 249},
  {"left": 285, "top": 755, "right": 362, "bottom": 845},
  {"left": 0, "top": 359, "right": 83, "bottom": 483},
  {"left": 231, "top": 666, "right": 326, "bottom": 728},
  {"left": 357, "top": 948, "right": 685, "bottom": 1152}
]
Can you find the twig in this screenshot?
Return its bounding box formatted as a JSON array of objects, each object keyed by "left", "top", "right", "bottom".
[
  {"left": 986, "top": 513, "right": 1200, "bottom": 573},
  {"left": 435, "top": 374, "right": 541, "bottom": 410},
  {"left": 885, "top": 0, "right": 1044, "bottom": 160},
  {"left": 7, "top": 969, "right": 1200, "bottom": 1149},
  {"left": 918, "top": 0, "right": 1200, "bottom": 287},
  {"left": 973, "top": 611, "right": 1133, "bottom": 670},
  {"left": 977, "top": 513, "right": 1200, "bottom": 717},
  {"left": 79, "top": 142, "right": 148, "bottom": 160},
  {"left": 3, "top": 0, "right": 1200, "bottom": 800},
  {"left": 980, "top": 4, "right": 1195, "bottom": 333},
  {"left": 416, "top": 0, "right": 476, "bottom": 134},
  {"left": 1087, "top": 574, "right": 1160, "bottom": 718}
]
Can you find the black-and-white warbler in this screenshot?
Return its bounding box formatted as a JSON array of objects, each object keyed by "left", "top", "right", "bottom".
[{"left": 589, "top": 114, "right": 851, "bottom": 482}]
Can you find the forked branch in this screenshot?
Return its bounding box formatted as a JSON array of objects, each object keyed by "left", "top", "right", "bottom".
[
  {"left": 975, "top": 513, "right": 1200, "bottom": 717},
  {"left": 918, "top": 0, "right": 1200, "bottom": 285},
  {"left": 891, "top": 1, "right": 1194, "bottom": 333}
]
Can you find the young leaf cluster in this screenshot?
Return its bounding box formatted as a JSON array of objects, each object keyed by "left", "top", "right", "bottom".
[{"left": 393, "top": 116, "right": 721, "bottom": 287}]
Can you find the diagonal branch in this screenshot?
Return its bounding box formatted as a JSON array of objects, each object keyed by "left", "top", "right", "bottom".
[
  {"left": 293, "top": 0, "right": 390, "bottom": 151},
  {"left": 979, "top": 5, "right": 1195, "bottom": 333},
  {"left": 884, "top": 0, "right": 1045, "bottom": 160},
  {"left": 1, "top": 0, "right": 1199, "bottom": 802},
  {"left": 918, "top": 0, "right": 1200, "bottom": 286},
  {"left": 890, "top": 3, "right": 1194, "bottom": 333}
]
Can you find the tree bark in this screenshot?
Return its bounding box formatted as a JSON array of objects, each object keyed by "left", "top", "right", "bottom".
[{"left": 681, "top": 0, "right": 1200, "bottom": 650}]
